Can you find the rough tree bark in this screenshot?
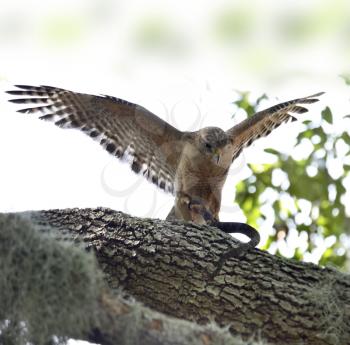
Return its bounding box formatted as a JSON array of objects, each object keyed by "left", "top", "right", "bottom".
[{"left": 18, "top": 208, "right": 350, "bottom": 345}]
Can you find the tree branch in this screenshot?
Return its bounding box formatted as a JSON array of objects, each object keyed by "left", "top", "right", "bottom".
[
  {"left": 5, "top": 208, "right": 350, "bottom": 345},
  {"left": 0, "top": 213, "right": 248, "bottom": 345}
]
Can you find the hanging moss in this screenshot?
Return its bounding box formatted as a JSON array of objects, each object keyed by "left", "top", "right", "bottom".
[{"left": 0, "top": 214, "right": 104, "bottom": 345}]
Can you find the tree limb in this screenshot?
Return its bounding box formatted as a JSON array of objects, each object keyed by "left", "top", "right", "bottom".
[
  {"left": 7, "top": 208, "right": 350, "bottom": 345},
  {"left": 0, "top": 213, "right": 248, "bottom": 345}
]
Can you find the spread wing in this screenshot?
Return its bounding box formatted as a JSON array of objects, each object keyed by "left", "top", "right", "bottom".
[
  {"left": 7, "top": 85, "right": 186, "bottom": 194},
  {"left": 226, "top": 92, "right": 324, "bottom": 161}
]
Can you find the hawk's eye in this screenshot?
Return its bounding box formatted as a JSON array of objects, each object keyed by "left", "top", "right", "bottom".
[{"left": 205, "top": 143, "right": 212, "bottom": 150}]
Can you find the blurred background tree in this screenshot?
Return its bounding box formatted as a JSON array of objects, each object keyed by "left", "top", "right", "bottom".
[{"left": 233, "top": 80, "right": 350, "bottom": 270}]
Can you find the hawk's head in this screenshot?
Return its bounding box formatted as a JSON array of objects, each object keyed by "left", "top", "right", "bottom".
[{"left": 197, "top": 127, "right": 230, "bottom": 164}]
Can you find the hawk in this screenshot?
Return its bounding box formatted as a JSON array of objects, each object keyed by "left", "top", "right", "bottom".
[{"left": 7, "top": 85, "right": 323, "bottom": 224}]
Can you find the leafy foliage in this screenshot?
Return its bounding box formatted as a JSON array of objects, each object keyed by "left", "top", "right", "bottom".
[{"left": 233, "top": 92, "right": 350, "bottom": 268}]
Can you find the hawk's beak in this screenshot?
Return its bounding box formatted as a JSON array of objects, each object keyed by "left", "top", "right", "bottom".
[{"left": 212, "top": 149, "right": 221, "bottom": 164}]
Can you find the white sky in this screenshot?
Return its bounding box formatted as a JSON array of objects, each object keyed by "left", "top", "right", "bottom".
[
  {"left": 0, "top": 0, "right": 349, "bottom": 229},
  {"left": 1, "top": 0, "right": 350, "bottom": 343}
]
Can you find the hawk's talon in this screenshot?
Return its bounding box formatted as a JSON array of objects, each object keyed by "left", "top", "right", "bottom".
[{"left": 187, "top": 197, "right": 214, "bottom": 223}]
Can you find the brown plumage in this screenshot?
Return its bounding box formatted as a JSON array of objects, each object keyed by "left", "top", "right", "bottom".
[{"left": 7, "top": 85, "right": 323, "bottom": 223}]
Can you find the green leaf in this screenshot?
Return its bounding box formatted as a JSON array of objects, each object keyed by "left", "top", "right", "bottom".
[
  {"left": 321, "top": 106, "right": 333, "bottom": 124},
  {"left": 264, "top": 148, "right": 280, "bottom": 155},
  {"left": 341, "top": 132, "right": 350, "bottom": 145},
  {"left": 233, "top": 91, "right": 268, "bottom": 118},
  {"left": 340, "top": 74, "right": 350, "bottom": 86},
  {"left": 302, "top": 120, "right": 312, "bottom": 126},
  {"left": 233, "top": 92, "right": 256, "bottom": 117},
  {"left": 256, "top": 93, "right": 268, "bottom": 106}
]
